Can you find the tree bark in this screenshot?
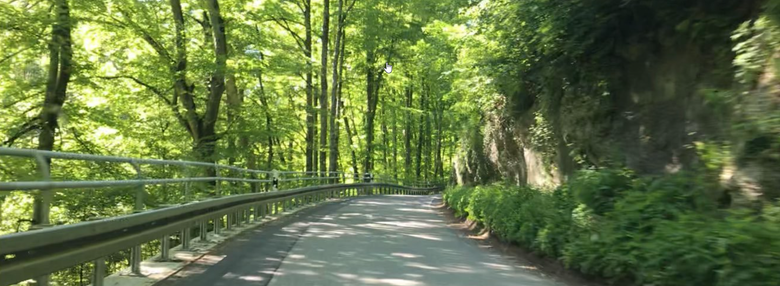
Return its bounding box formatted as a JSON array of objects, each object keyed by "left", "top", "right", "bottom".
[
  {"left": 226, "top": 74, "right": 242, "bottom": 167},
  {"left": 256, "top": 68, "right": 274, "bottom": 172},
  {"left": 38, "top": 0, "right": 72, "bottom": 155},
  {"left": 434, "top": 100, "right": 443, "bottom": 180},
  {"left": 415, "top": 83, "right": 426, "bottom": 180},
  {"left": 198, "top": 0, "right": 228, "bottom": 164},
  {"left": 403, "top": 85, "right": 413, "bottom": 178},
  {"left": 424, "top": 87, "right": 432, "bottom": 181},
  {"left": 34, "top": 0, "right": 72, "bottom": 226},
  {"left": 328, "top": 0, "right": 343, "bottom": 177},
  {"left": 303, "top": 0, "right": 315, "bottom": 173},
  {"left": 344, "top": 117, "right": 359, "bottom": 178},
  {"left": 381, "top": 99, "right": 390, "bottom": 170},
  {"left": 319, "top": 0, "right": 330, "bottom": 176},
  {"left": 391, "top": 95, "right": 398, "bottom": 179},
  {"left": 169, "top": 0, "right": 198, "bottom": 140},
  {"left": 364, "top": 52, "right": 383, "bottom": 174}
]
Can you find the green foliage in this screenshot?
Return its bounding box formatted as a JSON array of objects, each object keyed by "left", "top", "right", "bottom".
[
  {"left": 570, "top": 169, "right": 634, "bottom": 216},
  {"left": 444, "top": 169, "right": 780, "bottom": 286}
]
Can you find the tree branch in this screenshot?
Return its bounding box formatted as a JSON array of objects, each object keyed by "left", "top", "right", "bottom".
[
  {"left": 0, "top": 47, "right": 32, "bottom": 65},
  {"left": 115, "top": 9, "right": 174, "bottom": 64},
  {"left": 96, "top": 75, "right": 192, "bottom": 136},
  {"left": 97, "top": 75, "right": 170, "bottom": 103},
  {"left": 268, "top": 16, "right": 306, "bottom": 52},
  {"left": 2, "top": 118, "right": 39, "bottom": 147}
]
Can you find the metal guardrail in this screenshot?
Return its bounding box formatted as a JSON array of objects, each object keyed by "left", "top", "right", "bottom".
[{"left": 0, "top": 147, "right": 444, "bottom": 286}]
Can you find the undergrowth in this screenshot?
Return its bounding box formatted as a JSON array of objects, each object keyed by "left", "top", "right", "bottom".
[{"left": 443, "top": 170, "right": 780, "bottom": 286}]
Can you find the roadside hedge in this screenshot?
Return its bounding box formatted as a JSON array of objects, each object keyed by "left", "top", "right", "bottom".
[{"left": 443, "top": 170, "right": 780, "bottom": 286}]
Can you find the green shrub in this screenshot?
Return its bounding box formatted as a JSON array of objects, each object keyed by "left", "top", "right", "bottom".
[
  {"left": 570, "top": 169, "right": 634, "bottom": 215},
  {"left": 443, "top": 168, "right": 780, "bottom": 286}
]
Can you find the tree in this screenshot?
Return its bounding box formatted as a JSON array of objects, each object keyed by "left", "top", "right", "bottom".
[
  {"left": 319, "top": 0, "right": 330, "bottom": 176},
  {"left": 32, "top": 0, "right": 73, "bottom": 227}
]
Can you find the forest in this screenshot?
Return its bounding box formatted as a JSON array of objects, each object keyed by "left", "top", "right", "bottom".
[{"left": 2, "top": 0, "right": 780, "bottom": 285}]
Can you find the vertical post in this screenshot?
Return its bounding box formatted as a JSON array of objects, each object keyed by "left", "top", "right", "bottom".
[
  {"left": 215, "top": 165, "right": 221, "bottom": 197},
  {"left": 272, "top": 170, "right": 279, "bottom": 191},
  {"left": 182, "top": 165, "right": 191, "bottom": 202},
  {"left": 130, "top": 160, "right": 144, "bottom": 275},
  {"left": 215, "top": 215, "right": 222, "bottom": 234},
  {"left": 226, "top": 212, "right": 233, "bottom": 230},
  {"left": 200, "top": 220, "right": 208, "bottom": 241},
  {"left": 31, "top": 154, "right": 52, "bottom": 227},
  {"left": 93, "top": 257, "right": 106, "bottom": 286},
  {"left": 182, "top": 226, "right": 191, "bottom": 250},
  {"left": 160, "top": 234, "right": 170, "bottom": 261},
  {"left": 30, "top": 155, "right": 52, "bottom": 285}
]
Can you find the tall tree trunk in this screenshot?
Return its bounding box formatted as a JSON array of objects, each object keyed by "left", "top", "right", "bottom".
[
  {"left": 313, "top": 89, "right": 318, "bottom": 174},
  {"left": 434, "top": 101, "right": 443, "bottom": 180},
  {"left": 226, "top": 74, "right": 242, "bottom": 167},
  {"left": 381, "top": 100, "right": 390, "bottom": 170},
  {"left": 169, "top": 0, "right": 198, "bottom": 141},
  {"left": 38, "top": 0, "right": 72, "bottom": 155},
  {"left": 197, "top": 0, "right": 227, "bottom": 166},
  {"left": 256, "top": 68, "right": 273, "bottom": 172},
  {"left": 328, "top": 0, "right": 343, "bottom": 177},
  {"left": 424, "top": 88, "right": 432, "bottom": 181},
  {"left": 415, "top": 83, "right": 426, "bottom": 180},
  {"left": 391, "top": 96, "right": 398, "bottom": 179},
  {"left": 319, "top": 0, "right": 330, "bottom": 176},
  {"left": 403, "top": 85, "right": 413, "bottom": 178},
  {"left": 364, "top": 52, "right": 383, "bottom": 174},
  {"left": 245, "top": 142, "right": 259, "bottom": 192},
  {"left": 344, "top": 117, "right": 359, "bottom": 179},
  {"left": 335, "top": 13, "right": 347, "bottom": 178},
  {"left": 304, "top": 0, "right": 315, "bottom": 173},
  {"left": 34, "top": 0, "right": 72, "bottom": 226}
]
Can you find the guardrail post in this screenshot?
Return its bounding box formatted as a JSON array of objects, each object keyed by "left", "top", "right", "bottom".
[
  {"left": 272, "top": 170, "right": 279, "bottom": 191},
  {"left": 182, "top": 165, "right": 192, "bottom": 202},
  {"left": 131, "top": 244, "right": 142, "bottom": 275},
  {"left": 31, "top": 154, "right": 53, "bottom": 228},
  {"left": 226, "top": 212, "right": 233, "bottom": 230},
  {"left": 130, "top": 161, "right": 145, "bottom": 212},
  {"left": 257, "top": 204, "right": 263, "bottom": 220},
  {"left": 215, "top": 215, "right": 222, "bottom": 234},
  {"left": 93, "top": 257, "right": 106, "bottom": 286},
  {"left": 130, "top": 160, "right": 144, "bottom": 275},
  {"left": 30, "top": 155, "right": 53, "bottom": 286},
  {"left": 160, "top": 234, "right": 170, "bottom": 261},
  {"left": 200, "top": 220, "right": 208, "bottom": 241},
  {"left": 182, "top": 226, "right": 191, "bottom": 250},
  {"left": 215, "top": 166, "right": 221, "bottom": 197}
]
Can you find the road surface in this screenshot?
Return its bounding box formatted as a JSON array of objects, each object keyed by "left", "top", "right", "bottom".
[{"left": 156, "top": 195, "right": 562, "bottom": 286}]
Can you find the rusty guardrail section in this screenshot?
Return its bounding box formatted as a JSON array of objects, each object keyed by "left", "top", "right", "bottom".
[{"left": 0, "top": 147, "right": 443, "bottom": 286}]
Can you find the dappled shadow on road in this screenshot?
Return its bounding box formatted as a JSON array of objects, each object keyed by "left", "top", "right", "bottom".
[
  {"left": 264, "top": 195, "right": 560, "bottom": 286},
  {"left": 158, "top": 196, "right": 561, "bottom": 286}
]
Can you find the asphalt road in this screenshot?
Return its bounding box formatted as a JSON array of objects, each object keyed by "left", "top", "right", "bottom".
[{"left": 155, "top": 195, "right": 562, "bottom": 286}]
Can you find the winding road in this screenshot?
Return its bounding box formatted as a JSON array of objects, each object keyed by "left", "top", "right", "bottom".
[{"left": 155, "top": 195, "right": 563, "bottom": 286}]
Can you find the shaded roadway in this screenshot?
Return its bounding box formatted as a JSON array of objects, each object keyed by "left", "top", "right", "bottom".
[{"left": 155, "top": 195, "right": 563, "bottom": 286}]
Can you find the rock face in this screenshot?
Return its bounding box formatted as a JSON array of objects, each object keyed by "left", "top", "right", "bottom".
[{"left": 453, "top": 110, "right": 559, "bottom": 189}]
